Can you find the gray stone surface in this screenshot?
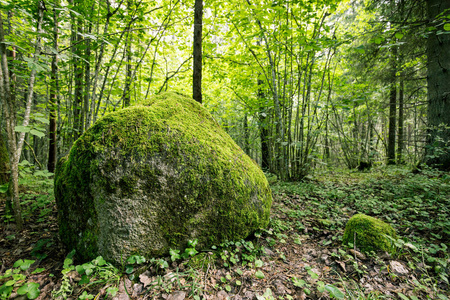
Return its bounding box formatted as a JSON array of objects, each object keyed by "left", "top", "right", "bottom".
[{"left": 55, "top": 92, "right": 272, "bottom": 265}]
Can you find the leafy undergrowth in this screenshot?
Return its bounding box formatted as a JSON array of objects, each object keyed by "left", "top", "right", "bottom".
[{"left": 0, "top": 166, "right": 449, "bottom": 299}]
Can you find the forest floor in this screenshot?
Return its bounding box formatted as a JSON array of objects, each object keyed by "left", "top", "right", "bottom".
[{"left": 0, "top": 166, "right": 449, "bottom": 300}]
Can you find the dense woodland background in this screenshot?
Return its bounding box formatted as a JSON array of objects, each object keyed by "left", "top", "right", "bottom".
[{"left": 1, "top": 0, "right": 450, "bottom": 229}]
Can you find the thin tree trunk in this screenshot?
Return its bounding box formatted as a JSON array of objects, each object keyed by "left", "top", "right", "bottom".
[
  {"left": 243, "top": 113, "right": 250, "bottom": 155},
  {"left": 73, "top": 9, "right": 84, "bottom": 140},
  {"left": 387, "top": 46, "right": 397, "bottom": 165},
  {"left": 258, "top": 78, "right": 270, "bottom": 170},
  {"left": 192, "top": 0, "right": 203, "bottom": 103},
  {"left": 0, "top": 1, "right": 45, "bottom": 230},
  {"left": 397, "top": 78, "right": 404, "bottom": 164},
  {"left": 84, "top": 22, "right": 92, "bottom": 131},
  {"left": 123, "top": 29, "right": 132, "bottom": 107},
  {"left": 48, "top": 0, "right": 59, "bottom": 172}
]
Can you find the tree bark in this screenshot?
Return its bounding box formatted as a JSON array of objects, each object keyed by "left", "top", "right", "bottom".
[
  {"left": 243, "top": 113, "right": 250, "bottom": 155},
  {"left": 0, "top": 1, "right": 45, "bottom": 230},
  {"left": 48, "top": 0, "right": 59, "bottom": 172},
  {"left": 73, "top": 4, "right": 84, "bottom": 141},
  {"left": 397, "top": 78, "right": 404, "bottom": 164},
  {"left": 0, "top": 132, "right": 9, "bottom": 185},
  {"left": 192, "top": 0, "right": 203, "bottom": 104},
  {"left": 258, "top": 78, "right": 270, "bottom": 170},
  {"left": 426, "top": 0, "right": 450, "bottom": 170},
  {"left": 387, "top": 46, "right": 397, "bottom": 165}
]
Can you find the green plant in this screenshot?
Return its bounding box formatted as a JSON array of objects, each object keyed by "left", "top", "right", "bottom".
[
  {"left": 217, "top": 239, "right": 262, "bottom": 268},
  {"left": 182, "top": 239, "right": 199, "bottom": 259},
  {"left": 124, "top": 255, "right": 146, "bottom": 275},
  {"left": 0, "top": 259, "right": 40, "bottom": 299},
  {"left": 51, "top": 251, "right": 76, "bottom": 299},
  {"left": 52, "top": 251, "right": 121, "bottom": 299},
  {"left": 256, "top": 288, "right": 275, "bottom": 300}
]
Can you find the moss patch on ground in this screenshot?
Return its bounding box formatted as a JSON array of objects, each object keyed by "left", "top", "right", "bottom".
[{"left": 342, "top": 213, "right": 396, "bottom": 254}]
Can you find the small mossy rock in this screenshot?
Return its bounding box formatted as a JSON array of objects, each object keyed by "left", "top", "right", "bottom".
[
  {"left": 342, "top": 214, "right": 396, "bottom": 254},
  {"left": 54, "top": 92, "right": 272, "bottom": 265}
]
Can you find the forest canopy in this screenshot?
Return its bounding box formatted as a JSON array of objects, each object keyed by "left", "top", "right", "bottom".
[{"left": 0, "top": 0, "right": 450, "bottom": 228}]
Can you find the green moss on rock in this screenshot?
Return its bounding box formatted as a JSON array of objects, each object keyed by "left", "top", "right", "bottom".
[
  {"left": 342, "top": 214, "right": 396, "bottom": 254},
  {"left": 55, "top": 92, "right": 272, "bottom": 265}
]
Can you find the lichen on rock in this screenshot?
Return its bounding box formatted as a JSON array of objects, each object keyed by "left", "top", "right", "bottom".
[
  {"left": 342, "top": 213, "right": 396, "bottom": 254},
  {"left": 54, "top": 92, "right": 272, "bottom": 265}
]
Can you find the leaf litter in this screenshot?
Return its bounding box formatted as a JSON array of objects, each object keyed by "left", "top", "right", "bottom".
[{"left": 0, "top": 167, "right": 449, "bottom": 299}]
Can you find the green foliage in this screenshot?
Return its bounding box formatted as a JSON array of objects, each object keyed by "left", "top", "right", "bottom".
[
  {"left": 217, "top": 239, "right": 262, "bottom": 268},
  {"left": 0, "top": 259, "right": 39, "bottom": 299},
  {"left": 272, "top": 167, "right": 449, "bottom": 297},
  {"left": 52, "top": 251, "right": 120, "bottom": 299}
]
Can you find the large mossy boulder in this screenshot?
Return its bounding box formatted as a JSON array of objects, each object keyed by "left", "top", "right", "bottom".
[
  {"left": 342, "top": 214, "right": 396, "bottom": 254},
  {"left": 55, "top": 92, "right": 272, "bottom": 265}
]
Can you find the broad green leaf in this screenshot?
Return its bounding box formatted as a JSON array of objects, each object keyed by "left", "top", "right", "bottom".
[
  {"left": 135, "top": 256, "right": 146, "bottom": 264},
  {"left": 5, "top": 280, "right": 16, "bottom": 286},
  {"left": 0, "top": 184, "right": 8, "bottom": 193},
  {"left": 79, "top": 274, "right": 90, "bottom": 285},
  {"left": 0, "top": 285, "right": 13, "bottom": 298},
  {"left": 374, "top": 37, "right": 383, "bottom": 44},
  {"left": 185, "top": 248, "right": 198, "bottom": 257},
  {"left": 17, "top": 282, "right": 40, "bottom": 299},
  {"left": 255, "top": 270, "right": 265, "bottom": 279},
  {"left": 14, "top": 126, "right": 30, "bottom": 133},
  {"left": 255, "top": 259, "right": 263, "bottom": 268},
  {"left": 125, "top": 265, "right": 134, "bottom": 274},
  {"left": 31, "top": 268, "right": 45, "bottom": 274},
  {"left": 30, "top": 129, "right": 45, "bottom": 138},
  {"left": 325, "top": 284, "right": 345, "bottom": 299},
  {"left": 444, "top": 23, "right": 450, "bottom": 31},
  {"left": 76, "top": 265, "right": 85, "bottom": 274},
  {"left": 14, "top": 259, "right": 34, "bottom": 271},
  {"left": 106, "top": 286, "right": 119, "bottom": 297},
  {"left": 34, "top": 117, "right": 50, "bottom": 124},
  {"left": 63, "top": 258, "right": 73, "bottom": 269},
  {"left": 395, "top": 32, "right": 404, "bottom": 39},
  {"left": 307, "top": 269, "right": 319, "bottom": 279},
  {"left": 93, "top": 256, "right": 106, "bottom": 266}
]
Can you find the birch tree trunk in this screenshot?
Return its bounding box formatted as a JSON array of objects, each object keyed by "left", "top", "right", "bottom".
[{"left": 0, "top": 1, "right": 45, "bottom": 230}]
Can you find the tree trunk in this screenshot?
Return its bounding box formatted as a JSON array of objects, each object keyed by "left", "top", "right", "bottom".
[
  {"left": 0, "top": 1, "right": 45, "bottom": 230},
  {"left": 387, "top": 47, "right": 397, "bottom": 165},
  {"left": 243, "top": 113, "right": 250, "bottom": 155},
  {"left": 73, "top": 9, "right": 84, "bottom": 141},
  {"left": 48, "top": 0, "right": 59, "bottom": 172},
  {"left": 84, "top": 23, "right": 92, "bottom": 130},
  {"left": 192, "top": 0, "right": 203, "bottom": 104},
  {"left": 0, "top": 132, "right": 9, "bottom": 185},
  {"left": 397, "top": 79, "right": 404, "bottom": 164},
  {"left": 258, "top": 78, "right": 270, "bottom": 170},
  {"left": 426, "top": 0, "right": 450, "bottom": 170}
]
